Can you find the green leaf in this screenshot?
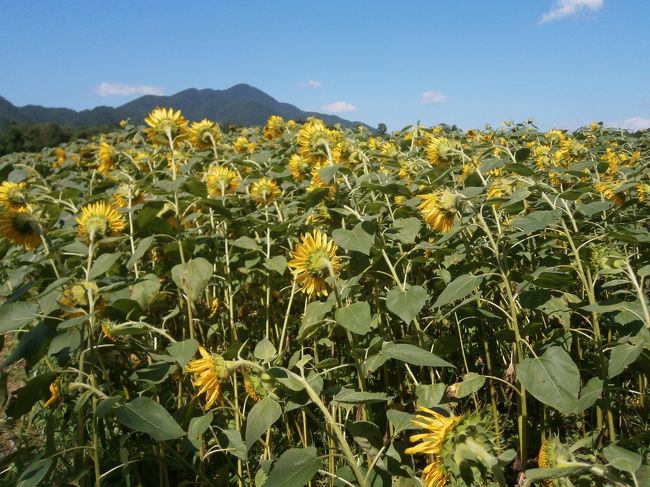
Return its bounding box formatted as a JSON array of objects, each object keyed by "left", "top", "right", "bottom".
[
  {"left": 130, "top": 274, "right": 161, "bottom": 309},
  {"left": 171, "top": 258, "right": 213, "bottom": 301},
  {"left": 433, "top": 274, "right": 483, "bottom": 308},
  {"left": 511, "top": 210, "right": 562, "bottom": 233},
  {"left": 608, "top": 341, "right": 644, "bottom": 378},
  {"left": 299, "top": 300, "right": 334, "bottom": 339},
  {"left": 254, "top": 338, "right": 277, "bottom": 362},
  {"left": 222, "top": 429, "right": 247, "bottom": 460},
  {"left": 127, "top": 235, "right": 154, "bottom": 269},
  {"left": 48, "top": 328, "right": 81, "bottom": 356},
  {"left": 96, "top": 396, "right": 121, "bottom": 418},
  {"left": 382, "top": 342, "right": 454, "bottom": 368},
  {"left": 167, "top": 339, "right": 199, "bottom": 367},
  {"left": 4, "top": 322, "right": 56, "bottom": 369},
  {"left": 89, "top": 252, "right": 121, "bottom": 279},
  {"left": 188, "top": 411, "right": 213, "bottom": 450},
  {"left": 386, "top": 410, "right": 416, "bottom": 435},
  {"left": 603, "top": 444, "right": 642, "bottom": 474},
  {"left": 416, "top": 383, "right": 447, "bottom": 407},
  {"left": 16, "top": 457, "right": 53, "bottom": 487},
  {"left": 524, "top": 465, "right": 590, "bottom": 481},
  {"left": 386, "top": 217, "right": 421, "bottom": 244},
  {"left": 232, "top": 236, "right": 261, "bottom": 251},
  {"left": 335, "top": 301, "right": 372, "bottom": 335},
  {"left": 386, "top": 285, "right": 429, "bottom": 324},
  {"left": 332, "top": 222, "right": 375, "bottom": 255},
  {"left": 130, "top": 362, "right": 175, "bottom": 384},
  {"left": 0, "top": 301, "right": 38, "bottom": 332},
  {"left": 572, "top": 378, "right": 603, "bottom": 413},
  {"left": 264, "top": 446, "right": 320, "bottom": 487},
  {"left": 6, "top": 371, "right": 57, "bottom": 418},
  {"left": 448, "top": 373, "right": 486, "bottom": 398},
  {"left": 318, "top": 164, "right": 341, "bottom": 183},
  {"left": 115, "top": 397, "right": 185, "bottom": 441},
  {"left": 516, "top": 347, "right": 580, "bottom": 414},
  {"left": 245, "top": 397, "right": 282, "bottom": 451},
  {"left": 333, "top": 388, "right": 391, "bottom": 404},
  {"left": 263, "top": 256, "right": 287, "bottom": 275}
]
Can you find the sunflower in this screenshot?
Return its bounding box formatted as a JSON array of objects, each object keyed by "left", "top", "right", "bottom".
[
  {"left": 288, "top": 230, "right": 341, "bottom": 297},
  {"left": 263, "top": 115, "right": 285, "bottom": 140},
  {"left": 288, "top": 154, "right": 311, "bottom": 182},
  {"left": 189, "top": 119, "right": 221, "bottom": 148},
  {"left": 144, "top": 107, "right": 188, "bottom": 146},
  {"left": 97, "top": 142, "right": 116, "bottom": 176},
  {"left": 53, "top": 147, "right": 66, "bottom": 168},
  {"left": 186, "top": 346, "right": 230, "bottom": 409},
  {"left": 0, "top": 210, "right": 41, "bottom": 249},
  {"left": 545, "top": 129, "right": 566, "bottom": 144},
  {"left": 250, "top": 177, "right": 280, "bottom": 205},
  {"left": 556, "top": 138, "right": 587, "bottom": 164},
  {"left": 233, "top": 136, "right": 255, "bottom": 154},
  {"left": 405, "top": 407, "right": 462, "bottom": 487},
  {"left": 43, "top": 381, "right": 60, "bottom": 409},
  {"left": 297, "top": 119, "right": 337, "bottom": 164},
  {"left": 487, "top": 177, "right": 517, "bottom": 206},
  {"left": 206, "top": 166, "right": 240, "bottom": 197},
  {"left": 418, "top": 189, "right": 462, "bottom": 233},
  {"left": 594, "top": 180, "right": 625, "bottom": 206},
  {"left": 0, "top": 181, "right": 28, "bottom": 211},
  {"left": 637, "top": 183, "right": 650, "bottom": 202},
  {"left": 307, "top": 166, "right": 336, "bottom": 197},
  {"left": 425, "top": 137, "right": 460, "bottom": 166},
  {"left": 113, "top": 183, "right": 144, "bottom": 208},
  {"left": 76, "top": 201, "right": 127, "bottom": 240}
]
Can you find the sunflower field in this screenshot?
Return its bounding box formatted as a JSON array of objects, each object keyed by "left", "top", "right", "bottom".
[{"left": 0, "top": 111, "right": 649, "bottom": 487}]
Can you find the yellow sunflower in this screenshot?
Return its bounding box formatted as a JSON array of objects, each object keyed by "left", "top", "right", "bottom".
[
  {"left": 0, "top": 181, "right": 28, "bottom": 211},
  {"left": 0, "top": 210, "right": 41, "bottom": 249},
  {"left": 425, "top": 137, "right": 460, "bottom": 166},
  {"left": 144, "top": 107, "right": 188, "bottom": 146},
  {"left": 186, "top": 346, "right": 230, "bottom": 409},
  {"left": 297, "top": 119, "right": 337, "bottom": 164},
  {"left": 288, "top": 230, "right": 341, "bottom": 297},
  {"left": 43, "top": 381, "right": 60, "bottom": 409},
  {"left": 405, "top": 407, "right": 462, "bottom": 487},
  {"left": 636, "top": 183, "right": 650, "bottom": 202},
  {"left": 250, "top": 177, "right": 280, "bottom": 205},
  {"left": 307, "top": 166, "right": 336, "bottom": 197},
  {"left": 263, "top": 115, "right": 285, "bottom": 140},
  {"left": 556, "top": 138, "right": 588, "bottom": 164},
  {"left": 53, "top": 147, "right": 66, "bottom": 168},
  {"left": 206, "top": 166, "right": 240, "bottom": 197},
  {"left": 97, "top": 142, "right": 116, "bottom": 176},
  {"left": 418, "top": 189, "right": 462, "bottom": 233},
  {"left": 76, "top": 201, "right": 127, "bottom": 240},
  {"left": 594, "top": 180, "right": 625, "bottom": 206},
  {"left": 113, "top": 183, "right": 144, "bottom": 208},
  {"left": 233, "top": 136, "right": 255, "bottom": 154},
  {"left": 288, "top": 154, "right": 311, "bottom": 182},
  {"left": 189, "top": 119, "right": 221, "bottom": 148}
]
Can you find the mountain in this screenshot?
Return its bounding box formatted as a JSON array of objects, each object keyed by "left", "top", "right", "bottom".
[{"left": 0, "top": 84, "right": 369, "bottom": 129}]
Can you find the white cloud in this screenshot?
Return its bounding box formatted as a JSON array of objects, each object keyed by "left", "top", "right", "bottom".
[
  {"left": 607, "top": 117, "right": 650, "bottom": 130},
  {"left": 299, "top": 80, "right": 321, "bottom": 88},
  {"left": 321, "top": 101, "right": 357, "bottom": 113},
  {"left": 420, "top": 91, "right": 448, "bottom": 105},
  {"left": 540, "top": 0, "right": 603, "bottom": 24},
  {"left": 95, "top": 82, "right": 164, "bottom": 97}
]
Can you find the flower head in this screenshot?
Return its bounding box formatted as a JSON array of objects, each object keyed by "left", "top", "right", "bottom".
[
  {"left": 190, "top": 119, "right": 221, "bottom": 148},
  {"left": 637, "top": 183, "right": 650, "bottom": 202},
  {"left": 594, "top": 180, "right": 625, "bottom": 206},
  {"left": 250, "top": 177, "right": 280, "bottom": 206},
  {"left": 233, "top": 136, "right": 255, "bottom": 154},
  {"left": 97, "top": 142, "right": 116, "bottom": 176},
  {"left": 263, "top": 115, "right": 285, "bottom": 140},
  {"left": 144, "top": 107, "right": 188, "bottom": 146},
  {"left": 206, "top": 166, "right": 240, "bottom": 197},
  {"left": 53, "top": 147, "right": 66, "bottom": 168},
  {"left": 297, "top": 119, "right": 337, "bottom": 164},
  {"left": 76, "top": 201, "right": 127, "bottom": 240},
  {"left": 418, "top": 189, "right": 462, "bottom": 233},
  {"left": 425, "top": 137, "right": 460, "bottom": 166},
  {"left": 288, "top": 154, "right": 311, "bottom": 182},
  {"left": 186, "top": 346, "right": 230, "bottom": 409},
  {"left": 0, "top": 181, "right": 29, "bottom": 211},
  {"left": 0, "top": 210, "right": 41, "bottom": 249},
  {"left": 288, "top": 230, "right": 341, "bottom": 297}
]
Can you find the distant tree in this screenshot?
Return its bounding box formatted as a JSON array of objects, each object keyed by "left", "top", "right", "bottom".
[{"left": 376, "top": 123, "right": 387, "bottom": 135}]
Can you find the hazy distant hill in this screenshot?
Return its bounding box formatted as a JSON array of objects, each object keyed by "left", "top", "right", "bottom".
[{"left": 0, "top": 84, "right": 368, "bottom": 129}]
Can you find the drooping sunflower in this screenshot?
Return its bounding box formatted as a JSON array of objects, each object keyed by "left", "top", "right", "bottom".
[
  {"left": 637, "top": 183, "right": 650, "bottom": 202},
  {"left": 76, "top": 201, "right": 127, "bottom": 240},
  {"left": 189, "top": 119, "right": 221, "bottom": 148},
  {"left": 233, "top": 136, "right": 255, "bottom": 154},
  {"left": 425, "top": 137, "right": 460, "bottom": 166},
  {"left": 307, "top": 166, "right": 336, "bottom": 197},
  {"left": 206, "top": 166, "right": 240, "bottom": 197},
  {"left": 43, "top": 381, "right": 60, "bottom": 409},
  {"left": 263, "top": 115, "right": 285, "bottom": 140},
  {"left": 487, "top": 177, "right": 518, "bottom": 206},
  {"left": 288, "top": 154, "right": 311, "bottom": 182},
  {"left": 405, "top": 407, "right": 462, "bottom": 487},
  {"left": 297, "top": 119, "right": 337, "bottom": 164},
  {"left": 0, "top": 181, "right": 28, "bottom": 211},
  {"left": 418, "top": 189, "right": 463, "bottom": 233},
  {"left": 556, "top": 137, "right": 588, "bottom": 164},
  {"left": 144, "top": 107, "right": 188, "bottom": 146},
  {"left": 0, "top": 210, "right": 41, "bottom": 249},
  {"left": 288, "top": 230, "right": 341, "bottom": 297},
  {"left": 186, "top": 346, "right": 230, "bottom": 409},
  {"left": 250, "top": 177, "right": 280, "bottom": 206},
  {"left": 594, "top": 180, "right": 625, "bottom": 206},
  {"left": 97, "top": 142, "right": 117, "bottom": 176}
]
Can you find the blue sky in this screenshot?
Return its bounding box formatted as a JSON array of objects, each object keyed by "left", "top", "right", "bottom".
[{"left": 1, "top": 0, "right": 649, "bottom": 130}]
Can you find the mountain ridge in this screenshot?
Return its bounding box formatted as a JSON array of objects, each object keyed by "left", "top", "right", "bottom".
[{"left": 0, "top": 83, "right": 369, "bottom": 129}]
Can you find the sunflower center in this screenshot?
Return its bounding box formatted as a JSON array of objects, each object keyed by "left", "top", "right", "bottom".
[{"left": 11, "top": 213, "right": 36, "bottom": 235}]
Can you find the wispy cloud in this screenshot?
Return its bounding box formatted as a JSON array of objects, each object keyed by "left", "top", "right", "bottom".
[
  {"left": 321, "top": 101, "right": 357, "bottom": 113},
  {"left": 95, "top": 82, "right": 164, "bottom": 97},
  {"left": 420, "top": 91, "right": 448, "bottom": 105},
  {"left": 299, "top": 80, "right": 321, "bottom": 89},
  {"left": 607, "top": 116, "right": 650, "bottom": 131},
  {"left": 540, "top": 0, "right": 603, "bottom": 24}
]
